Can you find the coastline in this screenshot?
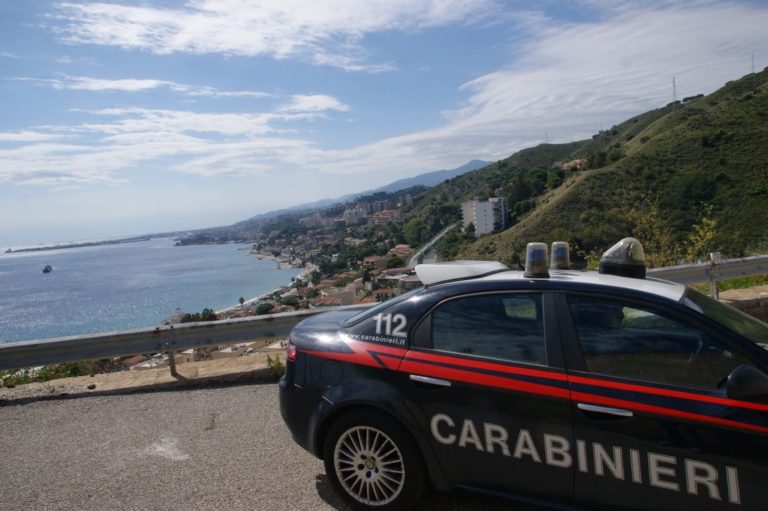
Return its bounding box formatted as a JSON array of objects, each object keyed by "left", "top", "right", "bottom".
[
  {"left": 214, "top": 254, "right": 312, "bottom": 318},
  {"left": 1, "top": 238, "right": 307, "bottom": 343}
]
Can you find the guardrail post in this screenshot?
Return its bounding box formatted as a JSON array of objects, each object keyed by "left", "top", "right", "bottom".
[
  {"left": 709, "top": 252, "right": 721, "bottom": 299},
  {"left": 167, "top": 350, "right": 178, "bottom": 377},
  {"left": 162, "top": 331, "right": 179, "bottom": 377}
]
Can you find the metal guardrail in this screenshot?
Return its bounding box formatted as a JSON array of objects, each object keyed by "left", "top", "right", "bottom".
[
  {"left": 408, "top": 222, "right": 459, "bottom": 268},
  {"left": 0, "top": 305, "right": 371, "bottom": 372},
  {"left": 1, "top": 254, "right": 766, "bottom": 373},
  {"left": 648, "top": 254, "right": 768, "bottom": 295}
]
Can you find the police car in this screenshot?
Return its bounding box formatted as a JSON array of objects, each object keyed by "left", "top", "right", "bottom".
[{"left": 279, "top": 239, "right": 768, "bottom": 511}]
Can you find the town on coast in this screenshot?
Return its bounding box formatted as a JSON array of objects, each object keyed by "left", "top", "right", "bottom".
[
  {"left": 169, "top": 188, "right": 430, "bottom": 323},
  {"left": 175, "top": 241, "right": 421, "bottom": 324}
]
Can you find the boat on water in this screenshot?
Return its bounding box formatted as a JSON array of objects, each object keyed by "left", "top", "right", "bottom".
[{"left": 42, "top": 264, "right": 53, "bottom": 273}]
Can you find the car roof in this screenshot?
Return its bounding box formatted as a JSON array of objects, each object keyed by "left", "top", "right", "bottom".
[{"left": 423, "top": 268, "right": 687, "bottom": 303}]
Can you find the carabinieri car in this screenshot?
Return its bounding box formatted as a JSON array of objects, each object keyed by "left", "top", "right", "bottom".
[{"left": 279, "top": 239, "right": 768, "bottom": 511}]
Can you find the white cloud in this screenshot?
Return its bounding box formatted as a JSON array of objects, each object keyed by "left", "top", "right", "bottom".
[
  {"left": 278, "top": 94, "right": 350, "bottom": 113},
  {"left": 56, "top": 55, "right": 98, "bottom": 65},
  {"left": 0, "top": 131, "right": 63, "bottom": 142},
  {"left": 0, "top": 107, "right": 318, "bottom": 185},
  {"left": 12, "top": 74, "right": 270, "bottom": 98},
  {"left": 5, "top": 2, "right": 768, "bottom": 191},
  {"left": 81, "top": 107, "right": 278, "bottom": 136},
  {"left": 240, "top": 2, "right": 768, "bottom": 177},
  {"left": 0, "top": 51, "right": 21, "bottom": 59},
  {"left": 53, "top": 0, "right": 497, "bottom": 71},
  {"left": 447, "top": 3, "right": 768, "bottom": 134}
]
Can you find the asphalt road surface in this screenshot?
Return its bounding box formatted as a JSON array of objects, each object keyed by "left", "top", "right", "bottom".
[{"left": 0, "top": 383, "right": 526, "bottom": 511}]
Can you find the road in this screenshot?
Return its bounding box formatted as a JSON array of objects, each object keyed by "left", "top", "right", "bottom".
[
  {"left": 0, "top": 384, "right": 522, "bottom": 511},
  {"left": 408, "top": 222, "right": 459, "bottom": 268}
]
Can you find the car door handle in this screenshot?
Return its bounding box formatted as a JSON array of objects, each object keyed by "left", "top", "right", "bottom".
[
  {"left": 577, "top": 403, "right": 633, "bottom": 418},
  {"left": 409, "top": 374, "right": 452, "bottom": 387}
]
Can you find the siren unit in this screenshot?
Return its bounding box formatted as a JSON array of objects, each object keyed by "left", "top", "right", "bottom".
[
  {"left": 524, "top": 242, "right": 549, "bottom": 278},
  {"left": 598, "top": 237, "right": 647, "bottom": 279},
  {"left": 524, "top": 241, "right": 572, "bottom": 278},
  {"left": 550, "top": 241, "right": 571, "bottom": 270}
]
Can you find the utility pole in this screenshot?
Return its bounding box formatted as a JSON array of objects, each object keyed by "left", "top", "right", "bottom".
[
  {"left": 672, "top": 76, "right": 677, "bottom": 103},
  {"left": 752, "top": 53, "right": 755, "bottom": 74}
]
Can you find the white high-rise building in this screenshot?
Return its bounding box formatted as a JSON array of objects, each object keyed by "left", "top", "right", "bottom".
[
  {"left": 462, "top": 197, "right": 508, "bottom": 235},
  {"left": 461, "top": 199, "right": 495, "bottom": 235}
]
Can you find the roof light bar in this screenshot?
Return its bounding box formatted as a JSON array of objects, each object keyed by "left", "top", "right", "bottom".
[
  {"left": 550, "top": 241, "right": 571, "bottom": 270},
  {"left": 524, "top": 242, "right": 549, "bottom": 278}
]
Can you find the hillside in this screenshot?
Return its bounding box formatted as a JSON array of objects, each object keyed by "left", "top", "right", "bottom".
[
  {"left": 455, "top": 69, "right": 768, "bottom": 266},
  {"left": 398, "top": 141, "right": 586, "bottom": 248}
]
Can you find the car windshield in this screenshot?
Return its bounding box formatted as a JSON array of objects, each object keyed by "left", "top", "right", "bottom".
[
  {"left": 342, "top": 287, "right": 424, "bottom": 327},
  {"left": 683, "top": 288, "right": 768, "bottom": 349}
]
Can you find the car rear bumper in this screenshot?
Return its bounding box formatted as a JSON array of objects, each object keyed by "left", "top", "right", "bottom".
[{"left": 279, "top": 376, "right": 321, "bottom": 457}]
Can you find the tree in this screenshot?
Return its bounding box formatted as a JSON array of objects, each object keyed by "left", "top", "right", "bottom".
[
  {"left": 402, "top": 219, "right": 428, "bottom": 246},
  {"left": 546, "top": 168, "right": 564, "bottom": 189},
  {"left": 624, "top": 199, "right": 678, "bottom": 267},
  {"left": 386, "top": 255, "right": 405, "bottom": 268},
  {"left": 239, "top": 296, "right": 245, "bottom": 309},
  {"left": 180, "top": 308, "right": 218, "bottom": 323},
  {"left": 685, "top": 206, "right": 718, "bottom": 263}
]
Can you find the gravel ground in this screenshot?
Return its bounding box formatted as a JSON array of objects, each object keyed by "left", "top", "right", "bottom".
[{"left": 0, "top": 383, "right": 522, "bottom": 511}]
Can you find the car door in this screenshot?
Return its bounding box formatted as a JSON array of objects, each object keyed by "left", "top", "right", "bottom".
[
  {"left": 399, "top": 291, "right": 575, "bottom": 507},
  {"left": 558, "top": 292, "right": 768, "bottom": 511}
]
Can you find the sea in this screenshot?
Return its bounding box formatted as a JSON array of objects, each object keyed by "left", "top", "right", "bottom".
[{"left": 0, "top": 238, "right": 302, "bottom": 343}]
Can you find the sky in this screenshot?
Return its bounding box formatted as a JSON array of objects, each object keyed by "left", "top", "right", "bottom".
[{"left": 1, "top": 1, "right": 767, "bottom": 247}]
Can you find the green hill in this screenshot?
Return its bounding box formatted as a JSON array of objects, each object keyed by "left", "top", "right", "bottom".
[
  {"left": 441, "top": 69, "right": 768, "bottom": 266},
  {"left": 399, "top": 142, "right": 585, "bottom": 247}
]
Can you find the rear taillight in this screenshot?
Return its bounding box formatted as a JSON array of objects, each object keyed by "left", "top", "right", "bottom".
[{"left": 286, "top": 341, "right": 297, "bottom": 362}]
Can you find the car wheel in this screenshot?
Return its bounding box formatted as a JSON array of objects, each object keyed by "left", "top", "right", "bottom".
[{"left": 323, "top": 410, "right": 426, "bottom": 511}]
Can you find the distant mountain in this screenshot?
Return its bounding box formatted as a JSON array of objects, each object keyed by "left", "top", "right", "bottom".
[
  {"left": 368, "top": 159, "right": 490, "bottom": 194},
  {"left": 239, "top": 159, "right": 489, "bottom": 223}
]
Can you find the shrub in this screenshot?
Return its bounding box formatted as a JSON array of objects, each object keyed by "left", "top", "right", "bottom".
[
  {"left": 279, "top": 295, "right": 299, "bottom": 308},
  {"left": 265, "top": 354, "right": 284, "bottom": 381},
  {"left": 256, "top": 302, "right": 275, "bottom": 315}
]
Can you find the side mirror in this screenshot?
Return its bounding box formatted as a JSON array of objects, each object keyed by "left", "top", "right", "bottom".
[{"left": 726, "top": 364, "right": 768, "bottom": 402}]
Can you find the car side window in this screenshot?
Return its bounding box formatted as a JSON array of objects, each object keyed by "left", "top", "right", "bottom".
[
  {"left": 567, "top": 295, "right": 748, "bottom": 389},
  {"left": 431, "top": 293, "right": 545, "bottom": 364}
]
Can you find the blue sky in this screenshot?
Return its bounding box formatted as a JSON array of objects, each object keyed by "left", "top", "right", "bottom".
[{"left": 1, "top": 1, "right": 767, "bottom": 247}]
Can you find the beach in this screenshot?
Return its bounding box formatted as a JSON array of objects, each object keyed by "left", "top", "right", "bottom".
[{"left": 214, "top": 256, "right": 315, "bottom": 319}]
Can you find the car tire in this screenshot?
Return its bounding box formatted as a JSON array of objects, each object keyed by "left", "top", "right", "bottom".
[{"left": 323, "top": 410, "right": 426, "bottom": 511}]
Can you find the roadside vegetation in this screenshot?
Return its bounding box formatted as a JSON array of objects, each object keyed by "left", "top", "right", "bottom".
[{"left": 1, "top": 359, "right": 122, "bottom": 387}]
